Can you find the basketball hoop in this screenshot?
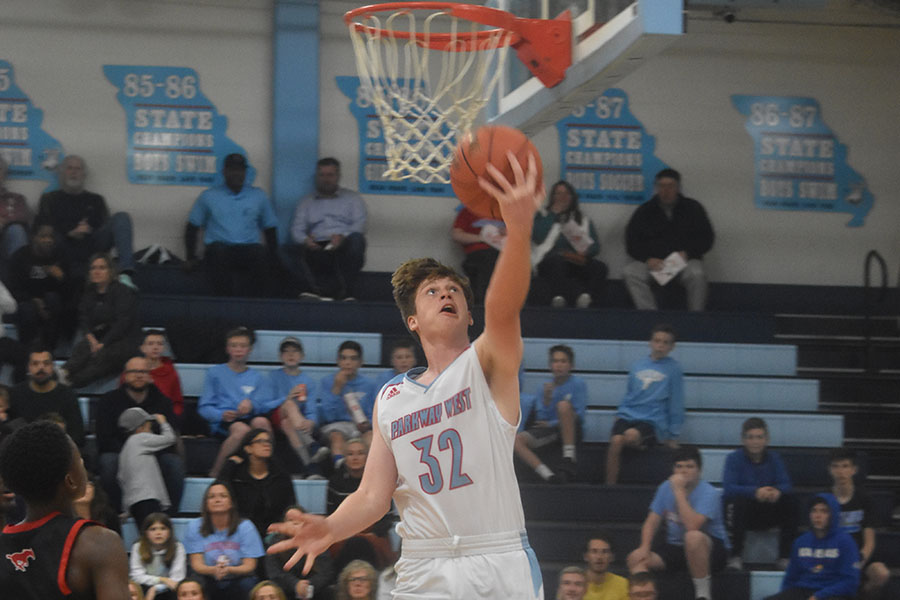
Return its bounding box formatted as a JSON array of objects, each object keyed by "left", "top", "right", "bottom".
[{"left": 345, "top": 2, "right": 571, "bottom": 183}]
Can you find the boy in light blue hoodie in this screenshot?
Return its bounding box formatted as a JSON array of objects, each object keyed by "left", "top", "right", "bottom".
[
  {"left": 765, "top": 493, "right": 860, "bottom": 600},
  {"left": 606, "top": 324, "right": 684, "bottom": 484}
]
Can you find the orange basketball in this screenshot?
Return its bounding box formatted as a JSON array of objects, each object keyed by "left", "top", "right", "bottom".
[{"left": 449, "top": 125, "right": 543, "bottom": 219}]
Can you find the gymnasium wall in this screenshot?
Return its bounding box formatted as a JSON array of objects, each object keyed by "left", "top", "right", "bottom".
[{"left": 2, "top": 0, "right": 899, "bottom": 287}]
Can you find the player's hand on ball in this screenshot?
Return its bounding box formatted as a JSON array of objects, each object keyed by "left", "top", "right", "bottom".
[
  {"left": 478, "top": 151, "right": 543, "bottom": 230},
  {"left": 267, "top": 509, "right": 335, "bottom": 575}
]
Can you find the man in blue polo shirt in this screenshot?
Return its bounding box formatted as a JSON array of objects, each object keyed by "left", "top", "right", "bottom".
[
  {"left": 282, "top": 157, "right": 367, "bottom": 301},
  {"left": 185, "top": 153, "right": 278, "bottom": 296}
]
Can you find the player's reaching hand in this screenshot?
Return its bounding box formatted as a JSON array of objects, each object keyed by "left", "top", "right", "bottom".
[
  {"left": 267, "top": 509, "right": 335, "bottom": 575},
  {"left": 478, "top": 152, "right": 543, "bottom": 235}
]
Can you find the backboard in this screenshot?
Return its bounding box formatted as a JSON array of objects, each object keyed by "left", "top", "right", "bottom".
[{"left": 485, "top": 0, "right": 684, "bottom": 135}]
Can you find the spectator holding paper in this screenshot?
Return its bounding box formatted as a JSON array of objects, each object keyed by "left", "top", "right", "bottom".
[
  {"left": 623, "top": 169, "right": 714, "bottom": 311},
  {"left": 531, "top": 180, "right": 607, "bottom": 309}
]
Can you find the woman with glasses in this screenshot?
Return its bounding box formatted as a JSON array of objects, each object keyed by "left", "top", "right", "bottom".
[
  {"left": 218, "top": 428, "right": 296, "bottom": 537},
  {"left": 336, "top": 560, "right": 377, "bottom": 600}
]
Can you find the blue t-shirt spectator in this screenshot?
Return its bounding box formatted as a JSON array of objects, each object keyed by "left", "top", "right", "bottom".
[
  {"left": 649, "top": 479, "right": 729, "bottom": 547},
  {"left": 318, "top": 372, "right": 377, "bottom": 424},
  {"left": 528, "top": 374, "right": 588, "bottom": 426},
  {"left": 182, "top": 517, "right": 264, "bottom": 567},
  {"left": 257, "top": 368, "right": 319, "bottom": 421},
  {"left": 197, "top": 364, "right": 267, "bottom": 434},
  {"left": 616, "top": 355, "right": 684, "bottom": 441},
  {"left": 188, "top": 184, "right": 278, "bottom": 245}
]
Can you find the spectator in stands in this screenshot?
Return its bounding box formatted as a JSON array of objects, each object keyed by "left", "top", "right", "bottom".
[
  {"left": 73, "top": 474, "right": 122, "bottom": 534},
  {"left": 283, "top": 157, "right": 367, "bottom": 301},
  {"left": 218, "top": 427, "right": 296, "bottom": 538},
  {"left": 129, "top": 512, "right": 187, "bottom": 600},
  {"left": 723, "top": 417, "right": 797, "bottom": 571},
  {"left": 533, "top": 181, "right": 608, "bottom": 309},
  {"left": 183, "top": 481, "right": 264, "bottom": 600},
  {"left": 37, "top": 154, "right": 136, "bottom": 284},
  {"left": 9, "top": 348, "right": 84, "bottom": 447},
  {"left": 185, "top": 153, "right": 278, "bottom": 297},
  {"left": 828, "top": 448, "right": 891, "bottom": 599},
  {"left": 138, "top": 329, "right": 185, "bottom": 419},
  {"left": 606, "top": 324, "right": 683, "bottom": 485},
  {"left": 515, "top": 344, "right": 586, "bottom": 483},
  {"left": 627, "top": 445, "right": 728, "bottom": 600},
  {"left": 258, "top": 336, "right": 319, "bottom": 468},
  {"left": 450, "top": 206, "right": 503, "bottom": 304},
  {"left": 327, "top": 437, "right": 368, "bottom": 515},
  {"left": 765, "top": 493, "right": 860, "bottom": 600},
  {"left": 373, "top": 338, "right": 418, "bottom": 391},
  {"left": 623, "top": 169, "right": 714, "bottom": 311},
  {"left": 0, "top": 473, "right": 14, "bottom": 528},
  {"left": 0, "top": 385, "right": 20, "bottom": 442},
  {"left": 9, "top": 219, "right": 73, "bottom": 350},
  {"left": 117, "top": 408, "right": 177, "bottom": 527},
  {"left": 0, "top": 278, "right": 25, "bottom": 382},
  {"left": 335, "top": 560, "right": 378, "bottom": 600},
  {"left": 97, "top": 355, "right": 184, "bottom": 513},
  {"left": 249, "top": 581, "right": 286, "bottom": 600},
  {"left": 557, "top": 565, "right": 588, "bottom": 600},
  {"left": 130, "top": 580, "right": 146, "bottom": 600},
  {"left": 583, "top": 533, "right": 628, "bottom": 600},
  {"left": 318, "top": 340, "right": 377, "bottom": 467},
  {"left": 175, "top": 578, "right": 207, "bottom": 600},
  {"left": 198, "top": 327, "right": 272, "bottom": 477},
  {"left": 0, "top": 155, "right": 32, "bottom": 278},
  {"left": 59, "top": 253, "right": 141, "bottom": 388},
  {"left": 627, "top": 572, "right": 658, "bottom": 600},
  {"left": 264, "top": 505, "right": 335, "bottom": 600}
]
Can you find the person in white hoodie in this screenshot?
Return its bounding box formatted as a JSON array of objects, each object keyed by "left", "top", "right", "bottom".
[{"left": 117, "top": 407, "right": 176, "bottom": 528}]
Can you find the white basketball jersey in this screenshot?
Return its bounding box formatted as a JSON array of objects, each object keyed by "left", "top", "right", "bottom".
[{"left": 376, "top": 345, "right": 525, "bottom": 541}]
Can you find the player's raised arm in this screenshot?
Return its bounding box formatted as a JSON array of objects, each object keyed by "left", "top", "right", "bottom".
[
  {"left": 268, "top": 398, "right": 398, "bottom": 574},
  {"left": 474, "top": 152, "right": 543, "bottom": 422}
]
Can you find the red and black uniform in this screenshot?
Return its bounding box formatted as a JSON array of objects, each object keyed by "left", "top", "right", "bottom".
[{"left": 0, "top": 511, "right": 98, "bottom": 598}]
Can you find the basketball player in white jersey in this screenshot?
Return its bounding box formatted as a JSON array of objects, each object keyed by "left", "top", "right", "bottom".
[{"left": 268, "top": 153, "right": 544, "bottom": 598}]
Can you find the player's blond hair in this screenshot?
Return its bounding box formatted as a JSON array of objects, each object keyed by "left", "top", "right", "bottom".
[{"left": 392, "top": 258, "right": 474, "bottom": 338}]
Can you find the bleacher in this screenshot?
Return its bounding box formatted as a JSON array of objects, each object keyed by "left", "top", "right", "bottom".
[{"left": 20, "top": 273, "right": 897, "bottom": 600}]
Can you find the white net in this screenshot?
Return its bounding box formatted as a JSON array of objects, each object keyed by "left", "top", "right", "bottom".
[{"left": 348, "top": 7, "right": 513, "bottom": 183}]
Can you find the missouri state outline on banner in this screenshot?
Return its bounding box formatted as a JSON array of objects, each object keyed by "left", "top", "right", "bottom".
[{"left": 732, "top": 95, "right": 873, "bottom": 227}]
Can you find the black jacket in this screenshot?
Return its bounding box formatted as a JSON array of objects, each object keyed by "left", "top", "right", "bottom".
[
  {"left": 625, "top": 195, "right": 714, "bottom": 262},
  {"left": 219, "top": 458, "right": 296, "bottom": 537}
]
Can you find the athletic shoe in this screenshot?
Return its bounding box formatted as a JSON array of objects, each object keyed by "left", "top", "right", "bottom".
[
  {"left": 299, "top": 292, "right": 321, "bottom": 301},
  {"left": 311, "top": 446, "right": 331, "bottom": 463},
  {"left": 559, "top": 457, "right": 577, "bottom": 482},
  {"left": 575, "top": 293, "right": 592, "bottom": 308},
  {"left": 551, "top": 295, "right": 566, "bottom": 308},
  {"left": 726, "top": 556, "right": 743, "bottom": 571},
  {"left": 118, "top": 273, "right": 138, "bottom": 290},
  {"left": 776, "top": 558, "right": 790, "bottom": 571}
]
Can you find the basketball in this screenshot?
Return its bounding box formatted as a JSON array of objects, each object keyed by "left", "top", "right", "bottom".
[{"left": 449, "top": 125, "right": 543, "bottom": 219}]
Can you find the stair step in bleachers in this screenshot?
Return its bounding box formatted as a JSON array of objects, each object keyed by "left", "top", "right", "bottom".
[
  {"left": 582, "top": 411, "right": 842, "bottom": 446},
  {"left": 522, "top": 338, "right": 797, "bottom": 375},
  {"left": 520, "top": 373, "right": 819, "bottom": 412}
]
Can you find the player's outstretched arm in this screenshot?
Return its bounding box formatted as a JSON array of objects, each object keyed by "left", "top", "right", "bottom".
[
  {"left": 268, "top": 400, "right": 398, "bottom": 574},
  {"left": 69, "top": 525, "right": 131, "bottom": 600},
  {"left": 475, "top": 152, "right": 543, "bottom": 423}
]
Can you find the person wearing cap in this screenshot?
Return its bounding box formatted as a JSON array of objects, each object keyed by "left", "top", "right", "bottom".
[
  {"left": 282, "top": 157, "right": 367, "bottom": 301},
  {"left": 185, "top": 153, "right": 279, "bottom": 297},
  {"left": 96, "top": 355, "right": 183, "bottom": 514},
  {"left": 37, "top": 154, "right": 136, "bottom": 286},
  {"left": 256, "top": 336, "right": 320, "bottom": 469},
  {"left": 117, "top": 407, "right": 176, "bottom": 528}
]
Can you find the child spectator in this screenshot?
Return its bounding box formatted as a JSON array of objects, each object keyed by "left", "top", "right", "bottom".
[
  {"left": 218, "top": 428, "right": 296, "bottom": 538},
  {"left": 130, "top": 580, "right": 146, "bottom": 600},
  {"left": 197, "top": 327, "right": 272, "bottom": 477},
  {"left": 515, "top": 344, "right": 586, "bottom": 483},
  {"left": 606, "top": 324, "right": 684, "bottom": 484},
  {"left": 249, "top": 581, "right": 286, "bottom": 600},
  {"left": 557, "top": 565, "right": 588, "bottom": 600},
  {"left": 828, "top": 448, "right": 891, "bottom": 599},
  {"left": 257, "top": 336, "right": 319, "bottom": 466},
  {"left": 117, "top": 407, "right": 176, "bottom": 527},
  {"left": 627, "top": 573, "right": 658, "bottom": 600},
  {"left": 583, "top": 533, "right": 628, "bottom": 600},
  {"left": 140, "top": 330, "right": 185, "bottom": 418},
  {"left": 175, "top": 578, "right": 207, "bottom": 600},
  {"left": 183, "top": 481, "right": 264, "bottom": 600},
  {"left": 627, "top": 446, "right": 728, "bottom": 600},
  {"left": 723, "top": 417, "right": 797, "bottom": 570},
  {"left": 130, "top": 512, "right": 187, "bottom": 600},
  {"left": 317, "top": 340, "right": 376, "bottom": 467},
  {"left": 764, "top": 494, "right": 860, "bottom": 600},
  {"left": 373, "top": 338, "right": 418, "bottom": 391}
]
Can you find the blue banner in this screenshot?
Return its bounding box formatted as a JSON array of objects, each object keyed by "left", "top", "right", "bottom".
[
  {"left": 335, "top": 76, "right": 454, "bottom": 197},
  {"left": 0, "top": 60, "right": 64, "bottom": 182},
  {"left": 556, "top": 88, "right": 668, "bottom": 204},
  {"left": 103, "top": 65, "right": 254, "bottom": 186},
  {"left": 731, "top": 95, "right": 873, "bottom": 227}
]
